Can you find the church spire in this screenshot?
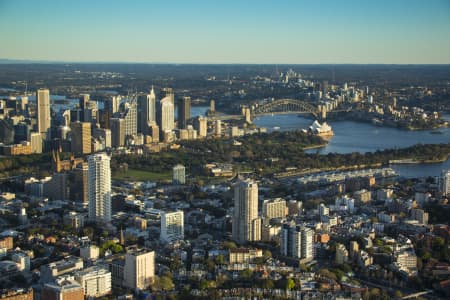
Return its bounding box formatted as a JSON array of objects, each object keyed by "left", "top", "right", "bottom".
[{"left": 120, "top": 227, "right": 125, "bottom": 246}]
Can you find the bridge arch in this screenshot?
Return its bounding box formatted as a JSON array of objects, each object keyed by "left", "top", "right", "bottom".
[{"left": 251, "top": 99, "right": 319, "bottom": 117}]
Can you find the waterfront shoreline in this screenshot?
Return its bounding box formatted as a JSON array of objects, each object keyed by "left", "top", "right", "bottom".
[
  {"left": 326, "top": 114, "right": 449, "bottom": 132},
  {"left": 388, "top": 155, "right": 449, "bottom": 164},
  {"left": 303, "top": 143, "right": 327, "bottom": 150}
]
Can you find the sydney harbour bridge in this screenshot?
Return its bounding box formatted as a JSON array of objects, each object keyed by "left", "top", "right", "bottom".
[
  {"left": 209, "top": 99, "right": 324, "bottom": 121},
  {"left": 251, "top": 99, "right": 319, "bottom": 117}
]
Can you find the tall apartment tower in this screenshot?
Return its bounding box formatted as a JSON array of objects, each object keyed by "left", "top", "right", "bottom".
[
  {"left": 178, "top": 96, "right": 191, "bottom": 129},
  {"left": 280, "top": 222, "right": 301, "bottom": 258},
  {"left": 36, "top": 88, "right": 51, "bottom": 139},
  {"left": 173, "top": 164, "right": 186, "bottom": 185},
  {"left": 124, "top": 248, "right": 155, "bottom": 290},
  {"left": 160, "top": 211, "right": 184, "bottom": 243},
  {"left": 280, "top": 223, "right": 314, "bottom": 261},
  {"left": 301, "top": 227, "right": 314, "bottom": 260},
  {"left": 70, "top": 122, "right": 91, "bottom": 154},
  {"left": 88, "top": 153, "right": 111, "bottom": 222},
  {"left": 232, "top": 179, "right": 261, "bottom": 244}
]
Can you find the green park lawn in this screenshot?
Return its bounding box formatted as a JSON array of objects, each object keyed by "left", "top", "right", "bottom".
[{"left": 113, "top": 168, "right": 171, "bottom": 181}]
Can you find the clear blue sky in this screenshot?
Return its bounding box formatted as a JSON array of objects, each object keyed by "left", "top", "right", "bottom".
[{"left": 0, "top": 0, "right": 449, "bottom": 64}]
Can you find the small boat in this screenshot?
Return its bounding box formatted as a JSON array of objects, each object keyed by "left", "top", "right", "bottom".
[
  {"left": 273, "top": 126, "right": 280, "bottom": 130},
  {"left": 372, "top": 118, "right": 383, "bottom": 126}
]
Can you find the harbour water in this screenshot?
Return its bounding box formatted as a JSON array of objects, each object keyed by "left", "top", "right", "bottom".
[{"left": 253, "top": 113, "right": 450, "bottom": 178}]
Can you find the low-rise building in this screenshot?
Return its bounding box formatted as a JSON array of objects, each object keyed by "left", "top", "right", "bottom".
[
  {"left": 40, "top": 256, "right": 84, "bottom": 283},
  {"left": 79, "top": 245, "right": 100, "bottom": 261},
  {"left": 262, "top": 198, "right": 287, "bottom": 220},
  {"left": 74, "top": 266, "right": 111, "bottom": 298},
  {"left": 0, "top": 288, "right": 33, "bottom": 300},
  {"left": 229, "top": 248, "right": 263, "bottom": 264},
  {"left": 335, "top": 243, "right": 349, "bottom": 264},
  {"left": 43, "top": 277, "right": 84, "bottom": 300}
]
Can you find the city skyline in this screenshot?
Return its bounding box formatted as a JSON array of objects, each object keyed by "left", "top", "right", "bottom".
[{"left": 0, "top": 0, "right": 449, "bottom": 64}]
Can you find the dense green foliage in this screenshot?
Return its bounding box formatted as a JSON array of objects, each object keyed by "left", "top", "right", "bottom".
[{"left": 0, "top": 153, "right": 53, "bottom": 178}]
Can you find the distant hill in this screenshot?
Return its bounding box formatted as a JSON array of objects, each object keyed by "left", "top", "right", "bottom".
[{"left": 0, "top": 58, "right": 59, "bottom": 64}]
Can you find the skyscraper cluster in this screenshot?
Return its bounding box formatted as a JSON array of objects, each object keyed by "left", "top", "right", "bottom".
[{"left": 0, "top": 84, "right": 210, "bottom": 157}]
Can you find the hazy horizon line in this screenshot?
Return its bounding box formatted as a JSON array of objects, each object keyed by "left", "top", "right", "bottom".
[{"left": 1, "top": 58, "right": 449, "bottom": 66}]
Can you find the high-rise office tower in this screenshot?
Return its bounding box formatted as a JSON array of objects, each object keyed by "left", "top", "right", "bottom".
[
  {"left": 98, "top": 109, "right": 111, "bottom": 129},
  {"left": 160, "top": 211, "right": 184, "bottom": 243},
  {"left": 111, "top": 95, "right": 121, "bottom": 114},
  {"left": 70, "top": 162, "right": 89, "bottom": 207},
  {"left": 79, "top": 94, "right": 90, "bottom": 110},
  {"left": 137, "top": 88, "right": 156, "bottom": 134},
  {"left": 322, "top": 80, "right": 329, "bottom": 94},
  {"left": 19, "top": 96, "right": 28, "bottom": 113},
  {"left": 70, "top": 122, "right": 91, "bottom": 154},
  {"left": 148, "top": 122, "right": 159, "bottom": 143},
  {"left": 440, "top": 170, "right": 450, "bottom": 196},
  {"left": 93, "top": 128, "right": 111, "bottom": 149},
  {"left": 88, "top": 153, "right": 111, "bottom": 222},
  {"left": 123, "top": 100, "right": 137, "bottom": 137},
  {"left": 124, "top": 248, "right": 155, "bottom": 290},
  {"left": 215, "top": 119, "right": 222, "bottom": 136},
  {"left": 148, "top": 87, "right": 156, "bottom": 122},
  {"left": 0, "top": 119, "right": 14, "bottom": 144},
  {"left": 195, "top": 116, "right": 207, "bottom": 138},
  {"left": 30, "top": 132, "right": 43, "bottom": 153},
  {"left": 232, "top": 179, "right": 261, "bottom": 244},
  {"left": 160, "top": 88, "right": 174, "bottom": 105},
  {"left": 36, "top": 88, "right": 51, "bottom": 139},
  {"left": 110, "top": 118, "right": 125, "bottom": 148},
  {"left": 177, "top": 96, "right": 191, "bottom": 129},
  {"left": 158, "top": 95, "right": 174, "bottom": 134}
]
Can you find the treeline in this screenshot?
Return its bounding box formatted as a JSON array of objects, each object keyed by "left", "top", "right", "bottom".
[{"left": 0, "top": 153, "right": 53, "bottom": 178}]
